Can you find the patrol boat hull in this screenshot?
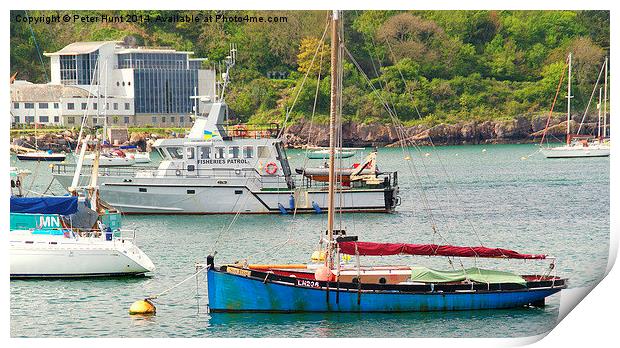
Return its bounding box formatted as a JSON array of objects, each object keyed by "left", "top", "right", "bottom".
[{"left": 52, "top": 172, "right": 398, "bottom": 214}]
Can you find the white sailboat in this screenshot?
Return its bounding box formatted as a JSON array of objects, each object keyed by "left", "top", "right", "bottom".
[
  {"left": 73, "top": 60, "right": 136, "bottom": 167},
  {"left": 10, "top": 138, "right": 155, "bottom": 278},
  {"left": 542, "top": 54, "right": 610, "bottom": 158},
  {"left": 15, "top": 123, "right": 66, "bottom": 162}
]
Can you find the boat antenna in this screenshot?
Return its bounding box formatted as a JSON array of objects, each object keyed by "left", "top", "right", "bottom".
[
  {"left": 603, "top": 56, "right": 608, "bottom": 138},
  {"left": 219, "top": 43, "right": 237, "bottom": 102},
  {"left": 326, "top": 10, "right": 340, "bottom": 270}
]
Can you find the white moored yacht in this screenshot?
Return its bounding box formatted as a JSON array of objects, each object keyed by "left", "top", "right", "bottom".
[
  {"left": 541, "top": 53, "right": 610, "bottom": 158},
  {"left": 10, "top": 145, "right": 155, "bottom": 278}
]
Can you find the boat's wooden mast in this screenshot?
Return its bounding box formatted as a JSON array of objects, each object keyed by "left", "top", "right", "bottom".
[
  {"left": 326, "top": 10, "right": 339, "bottom": 269},
  {"left": 566, "top": 53, "right": 572, "bottom": 144}
]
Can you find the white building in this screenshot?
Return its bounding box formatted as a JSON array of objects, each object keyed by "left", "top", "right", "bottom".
[{"left": 10, "top": 40, "right": 216, "bottom": 127}]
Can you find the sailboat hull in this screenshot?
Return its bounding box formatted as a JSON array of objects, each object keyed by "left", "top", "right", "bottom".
[
  {"left": 206, "top": 267, "right": 564, "bottom": 312},
  {"left": 541, "top": 147, "right": 610, "bottom": 158}
]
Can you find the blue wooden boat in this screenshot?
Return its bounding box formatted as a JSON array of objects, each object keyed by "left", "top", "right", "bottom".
[
  {"left": 202, "top": 10, "right": 567, "bottom": 314},
  {"left": 205, "top": 248, "right": 566, "bottom": 313}
]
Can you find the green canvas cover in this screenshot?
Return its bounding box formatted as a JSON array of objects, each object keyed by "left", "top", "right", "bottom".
[{"left": 410, "top": 266, "right": 526, "bottom": 285}]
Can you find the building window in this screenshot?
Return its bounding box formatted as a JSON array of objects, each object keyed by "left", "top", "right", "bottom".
[
  {"left": 214, "top": 147, "right": 225, "bottom": 159},
  {"left": 93, "top": 118, "right": 98, "bottom": 124},
  {"left": 39, "top": 116, "right": 49, "bottom": 123},
  {"left": 93, "top": 103, "right": 97, "bottom": 110},
  {"left": 67, "top": 117, "right": 75, "bottom": 124},
  {"left": 199, "top": 147, "right": 211, "bottom": 159},
  {"left": 25, "top": 116, "right": 35, "bottom": 123},
  {"left": 67, "top": 103, "right": 75, "bottom": 110},
  {"left": 186, "top": 147, "right": 195, "bottom": 160},
  {"left": 54, "top": 103, "right": 59, "bottom": 109},
  {"left": 243, "top": 146, "right": 254, "bottom": 159},
  {"left": 125, "top": 103, "right": 130, "bottom": 110},
  {"left": 113, "top": 103, "right": 118, "bottom": 110},
  {"left": 24, "top": 103, "right": 34, "bottom": 109},
  {"left": 13, "top": 116, "right": 20, "bottom": 123},
  {"left": 106, "top": 103, "right": 109, "bottom": 110},
  {"left": 229, "top": 146, "right": 240, "bottom": 159},
  {"left": 13, "top": 103, "right": 19, "bottom": 109},
  {"left": 39, "top": 103, "right": 48, "bottom": 109},
  {"left": 180, "top": 116, "right": 184, "bottom": 123},
  {"left": 167, "top": 147, "right": 183, "bottom": 159},
  {"left": 162, "top": 116, "right": 166, "bottom": 123},
  {"left": 151, "top": 116, "right": 157, "bottom": 124},
  {"left": 81, "top": 103, "right": 87, "bottom": 110},
  {"left": 170, "top": 116, "right": 175, "bottom": 123},
  {"left": 54, "top": 116, "right": 60, "bottom": 123},
  {"left": 124, "top": 116, "right": 130, "bottom": 124},
  {"left": 258, "top": 146, "right": 270, "bottom": 159}
]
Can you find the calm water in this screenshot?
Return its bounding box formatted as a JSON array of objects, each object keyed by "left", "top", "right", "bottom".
[{"left": 10, "top": 144, "right": 610, "bottom": 338}]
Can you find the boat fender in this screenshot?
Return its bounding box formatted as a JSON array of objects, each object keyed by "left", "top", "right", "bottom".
[
  {"left": 312, "top": 201, "right": 321, "bottom": 214},
  {"left": 314, "top": 265, "right": 334, "bottom": 281},
  {"left": 277, "top": 203, "right": 288, "bottom": 215},
  {"left": 235, "top": 169, "right": 241, "bottom": 176},
  {"left": 175, "top": 169, "right": 182, "bottom": 176},
  {"left": 289, "top": 195, "right": 295, "bottom": 210},
  {"left": 265, "top": 162, "right": 278, "bottom": 175}
]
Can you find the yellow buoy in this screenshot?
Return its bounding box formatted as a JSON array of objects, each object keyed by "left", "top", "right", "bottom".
[
  {"left": 520, "top": 156, "right": 528, "bottom": 160},
  {"left": 129, "top": 298, "right": 156, "bottom": 315},
  {"left": 404, "top": 156, "right": 411, "bottom": 161},
  {"left": 311, "top": 250, "right": 326, "bottom": 262}
]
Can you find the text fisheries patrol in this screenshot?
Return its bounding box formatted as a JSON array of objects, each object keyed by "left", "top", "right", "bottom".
[{"left": 13, "top": 13, "right": 289, "bottom": 25}]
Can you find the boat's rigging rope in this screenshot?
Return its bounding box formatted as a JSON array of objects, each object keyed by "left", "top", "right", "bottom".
[
  {"left": 540, "top": 58, "right": 569, "bottom": 147},
  {"left": 24, "top": 160, "right": 42, "bottom": 197},
  {"left": 277, "top": 17, "right": 331, "bottom": 139},
  {"left": 344, "top": 38, "right": 510, "bottom": 262},
  {"left": 576, "top": 59, "right": 607, "bottom": 135},
  {"left": 383, "top": 38, "right": 486, "bottom": 248},
  {"left": 23, "top": 10, "right": 48, "bottom": 82},
  {"left": 342, "top": 46, "right": 450, "bottom": 247}
]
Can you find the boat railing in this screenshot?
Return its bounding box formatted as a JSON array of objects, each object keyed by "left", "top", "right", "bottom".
[
  {"left": 52, "top": 163, "right": 398, "bottom": 190},
  {"left": 25, "top": 227, "right": 136, "bottom": 241},
  {"left": 295, "top": 171, "right": 398, "bottom": 190},
  {"left": 218, "top": 123, "right": 281, "bottom": 139}
]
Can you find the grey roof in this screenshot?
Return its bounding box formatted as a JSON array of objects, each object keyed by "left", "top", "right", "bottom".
[
  {"left": 44, "top": 41, "right": 121, "bottom": 56},
  {"left": 10, "top": 84, "right": 94, "bottom": 102}
]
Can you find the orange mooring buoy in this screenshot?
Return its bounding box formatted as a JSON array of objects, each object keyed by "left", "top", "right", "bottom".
[{"left": 129, "top": 298, "right": 156, "bottom": 315}]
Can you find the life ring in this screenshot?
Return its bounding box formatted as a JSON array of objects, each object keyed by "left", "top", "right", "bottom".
[
  {"left": 233, "top": 125, "right": 248, "bottom": 137},
  {"left": 175, "top": 169, "right": 182, "bottom": 176},
  {"left": 265, "top": 162, "right": 278, "bottom": 175}
]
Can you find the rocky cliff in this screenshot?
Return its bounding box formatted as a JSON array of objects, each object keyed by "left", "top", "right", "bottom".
[
  {"left": 11, "top": 114, "right": 605, "bottom": 152},
  {"left": 283, "top": 114, "right": 605, "bottom": 147}
]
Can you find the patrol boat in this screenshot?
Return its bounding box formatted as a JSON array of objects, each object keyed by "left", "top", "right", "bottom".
[
  {"left": 51, "top": 45, "right": 399, "bottom": 215},
  {"left": 52, "top": 106, "right": 399, "bottom": 215}
]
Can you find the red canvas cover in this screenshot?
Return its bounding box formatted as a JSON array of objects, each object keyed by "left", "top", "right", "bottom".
[{"left": 337, "top": 241, "right": 546, "bottom": 259}]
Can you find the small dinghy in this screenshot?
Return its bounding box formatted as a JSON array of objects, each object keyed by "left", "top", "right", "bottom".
[
  {"left": 307, "top": 148, "right": 356, "bottom": 159},
  {"left": 297, "top": 150, "right": 380, "bottom": 185}
]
